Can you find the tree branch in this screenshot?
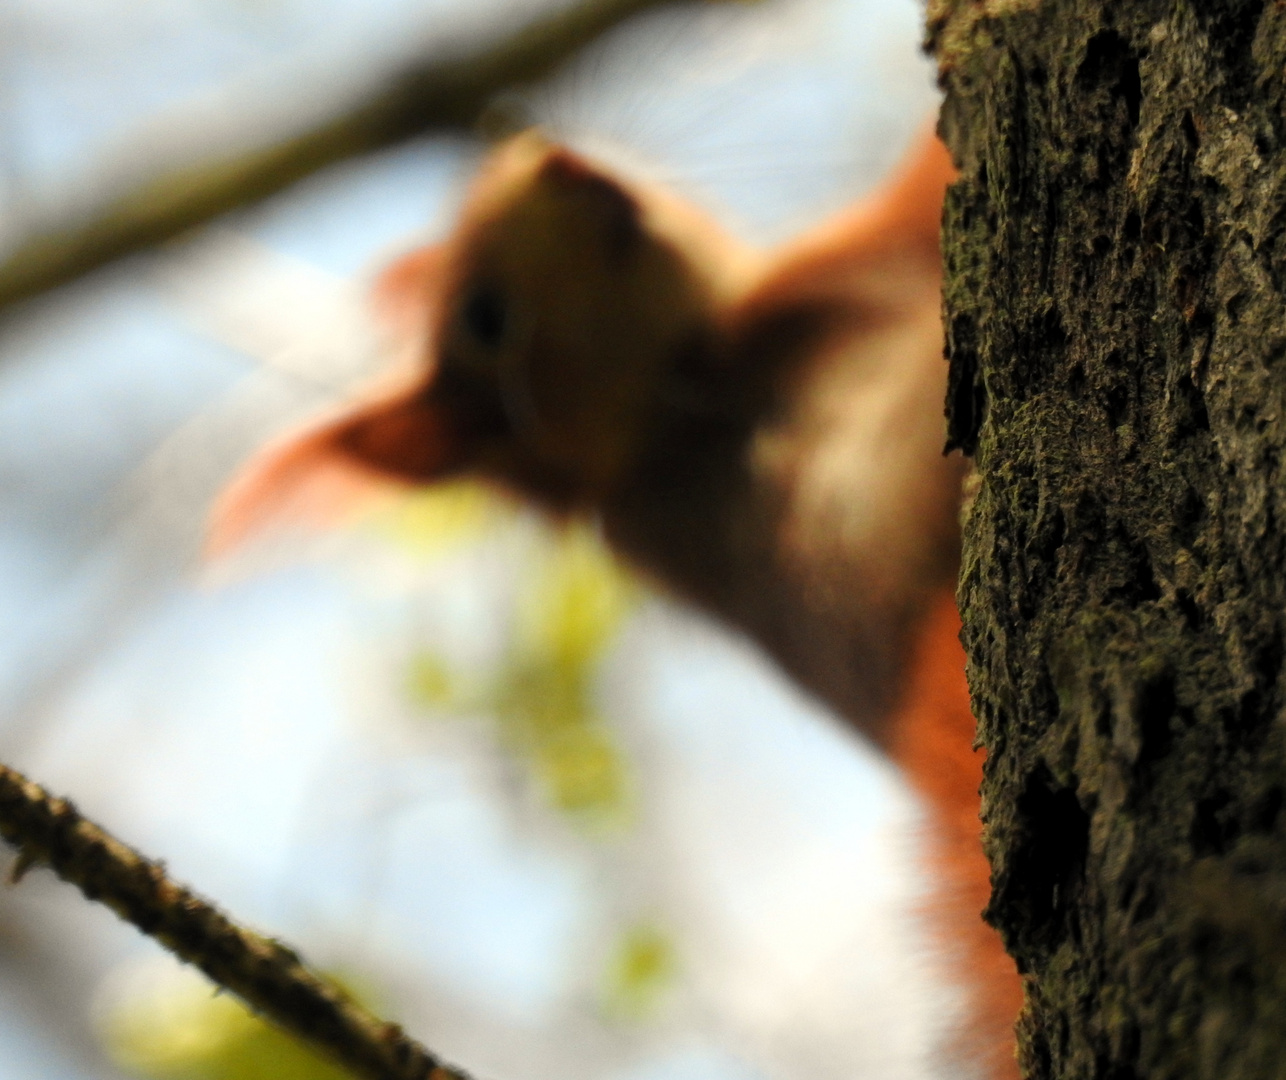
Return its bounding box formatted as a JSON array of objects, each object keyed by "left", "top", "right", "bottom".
[
  {"left": 0, "top": 0, "right": 685, "bottom": 310},
  {"left": 0, "top": 760, "right": 472, "bottom": 1080}
]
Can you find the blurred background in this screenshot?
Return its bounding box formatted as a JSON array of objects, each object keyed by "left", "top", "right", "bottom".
[{"left": 0, "top": 2, "right": 956, "bottom": 1078}]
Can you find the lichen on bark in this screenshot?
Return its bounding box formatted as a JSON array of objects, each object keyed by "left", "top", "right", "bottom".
[{"left": 930, "top": 1, "right": 1286, "bottom": 1076}]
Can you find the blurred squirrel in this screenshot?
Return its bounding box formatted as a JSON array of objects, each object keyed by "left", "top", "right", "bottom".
[{"left": 213, "top": 129, "right": 1021, "bottom": 1079}]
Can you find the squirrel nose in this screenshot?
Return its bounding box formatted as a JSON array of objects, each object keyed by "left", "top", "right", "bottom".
[{"left": 538, "top": 149, "right": 642, "bottom": 261}]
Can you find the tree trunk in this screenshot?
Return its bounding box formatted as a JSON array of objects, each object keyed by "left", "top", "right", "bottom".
[{"left": 929, "top": 1, "right": 1286, "bottom": 1077}]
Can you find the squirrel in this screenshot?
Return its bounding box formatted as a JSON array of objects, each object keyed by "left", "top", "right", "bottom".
[{"left": 212, "top": 128, "right": 1022, "bottom": 1079}]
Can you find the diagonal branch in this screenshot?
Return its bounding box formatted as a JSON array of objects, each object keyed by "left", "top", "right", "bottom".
[
  {"left": 0, "top": 0, "right": 685, "bottom": 311},
  {"left": 0, "top": 760, "right": 472, "bottom": 1080}
]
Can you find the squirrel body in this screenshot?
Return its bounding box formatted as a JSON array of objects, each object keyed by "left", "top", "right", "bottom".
[{"left": 214, "top": 129, "right": 1020, "bottom": 1078}]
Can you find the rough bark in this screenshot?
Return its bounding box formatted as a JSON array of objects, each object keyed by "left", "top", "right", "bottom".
[{"left": 930, "top": 1, "right": 1286, "bottom": 1077}]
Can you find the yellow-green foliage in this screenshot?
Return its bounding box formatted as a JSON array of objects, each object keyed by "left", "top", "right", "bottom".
[
  {"left": 374, "top": 480, "right": 504, "bottom": 557},
  {"left": 388, "top": 487, "right": 670, "bottom": 1015},
  {"left": 497, "top": 525, "right": 637, "bottom": 821},
  {"left": 396, "top": 484, "right": 639, "bottom": 828},
  {"left": 603, "top": 923, "right": 676, "bottom": 1019},
  {"left": 101, "top": 969, "right": 355, "bottom": 1080},
  {"left": 406, "top": 652, "right": 456, "bottom": 707}
]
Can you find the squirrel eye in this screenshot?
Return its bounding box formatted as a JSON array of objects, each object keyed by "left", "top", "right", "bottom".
[{"left": 460, "top": 284, "right": 507, "bottom": 349}]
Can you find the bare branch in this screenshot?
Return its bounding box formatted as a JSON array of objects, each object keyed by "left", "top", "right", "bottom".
[
  {"left": 0, "top": 760, "right": 474, "bottom": 1080},
  {"left": 0, "top": 0, "right": 684, "bottom": 310}
]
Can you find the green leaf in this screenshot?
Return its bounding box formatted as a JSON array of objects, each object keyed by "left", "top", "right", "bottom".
[
  {"left": 406, "top": 652, "right": 458, "bottom": 708},
  {"left": 101, "top": 967, "right": 359, "bottom": 1080},
  {"left": 603, "top": 923, "right": 676, "bottom": 1019}
]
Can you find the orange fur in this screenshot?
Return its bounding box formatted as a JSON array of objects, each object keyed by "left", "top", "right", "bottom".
[
  {"left": 371, "top": 244, "right": 448, "bottom": 342},
  {"left": 213, "top": 127, "right": 1021, "bottom": 1077},
  {"left": 206, "top": 387, "right": 457, "bottom": 557},
  {"left": 889, "top": 591, "right": 1022, "bottom": 1080},
  {"left": 768, "top": 131, "right": 957, "bottom": 289}
]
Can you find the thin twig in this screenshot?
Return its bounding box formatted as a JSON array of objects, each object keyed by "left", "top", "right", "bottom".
[
  {"left": 0, "top": 0, "right": 685, "bottom": 310},
  {"left": 0, "top": 760, "right": 471, "bottom": 1080}
]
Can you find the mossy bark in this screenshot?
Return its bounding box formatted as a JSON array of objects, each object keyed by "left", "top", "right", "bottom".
[{"left": 929, "top": 2, "right": 1286, "bottom": 1076}]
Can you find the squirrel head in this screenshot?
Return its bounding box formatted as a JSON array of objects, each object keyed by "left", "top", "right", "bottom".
[
  {"left": 211, "top": 132, "right": 754, "bottom": 548},
  {"left": 412, "top": 131, "right": 751, "bottom": 503}
]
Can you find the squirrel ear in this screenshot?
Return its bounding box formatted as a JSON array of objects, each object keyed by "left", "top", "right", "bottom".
[
  {"left": 371, "top": 244, "right": 448, "bottom": 341},
  {"left": 208, "top": 244, "right": 462, "bottom": 557},
  {"left": 207, "top": 384, "right": 462, "bottom": 557},
  {"left": 329, "top": 386, "right": 466, "bottom": 480}
]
